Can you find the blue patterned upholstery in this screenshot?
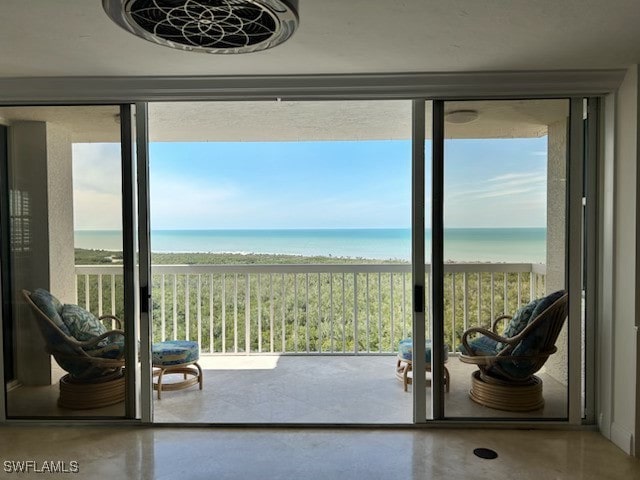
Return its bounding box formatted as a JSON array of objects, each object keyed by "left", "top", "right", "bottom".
[
  {"left": 458, "top": 335, "right": 499, "bottom": 356},
  {"left": 30, "top": 289, "right": 70, "bottom": 337},
  {"left": 496, "top": 298, "right": 540, "bottom": 350},
  {"left": 398, "top": 339, "right": 449, "bottom": 363},
  {"left": 62, "top": 304, "right": 108, "bottom": 346},
  {"left": 511, "top": 289, "right": 566, "bottom": 358},
  {"left": 152, "top": 340, "right": 200, "bottom": 367}
]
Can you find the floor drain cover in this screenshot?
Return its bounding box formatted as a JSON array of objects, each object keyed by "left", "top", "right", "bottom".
[{"left": 473, "top": 448, "right": 498, "bottom": 459}]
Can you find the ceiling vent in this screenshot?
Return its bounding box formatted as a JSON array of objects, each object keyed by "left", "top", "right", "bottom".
[{"left": 103, "top": 0, "right": 299, "bottom": 54}]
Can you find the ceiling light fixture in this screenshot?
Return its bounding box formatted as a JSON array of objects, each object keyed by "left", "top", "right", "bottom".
[
  {"left": 103, "top": 0, "right": 299, "bottom": 54},
  {"left": 445, "top": 110, "right": 479, "bottom": 124}
]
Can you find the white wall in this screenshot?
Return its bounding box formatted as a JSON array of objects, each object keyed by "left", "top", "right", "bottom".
[{"left": 604, "top": 65, "right": 640, "bottom": 455}]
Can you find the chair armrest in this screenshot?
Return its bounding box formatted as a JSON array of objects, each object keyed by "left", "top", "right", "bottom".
[
  {"left": 55, "top": 330, "right": 125, "bottom": 354},
  {"left": 99, "top": 315, "right": 122, "bottom": 329},
  {"left": 77, "top": 329, "right": 125, "bottom": 349},
  {"left": 491, "top": 315, "right": 512, "bottom": 334}
]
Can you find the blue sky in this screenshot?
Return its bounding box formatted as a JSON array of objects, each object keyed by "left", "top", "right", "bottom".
[{"left": 72, "top": 136, "right": 548, "bottom": 230}]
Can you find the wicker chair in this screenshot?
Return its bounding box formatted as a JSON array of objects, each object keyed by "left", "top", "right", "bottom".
[
  {"left": 458, "top": 291, "right": 568, "bottom": 411},
  {"left": 22, "top": 289, "right": 126, "bottom": 408}
]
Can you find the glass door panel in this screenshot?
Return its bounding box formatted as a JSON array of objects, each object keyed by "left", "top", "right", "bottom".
[
  {"left": 441, "top": 99, "right": 570, "bottom": 419},
  {"left": 2, "top": 105, "right": 135, "bottom": 418},
  {"left": 147, "top": 100, "right": 413, "bottom": 423}
]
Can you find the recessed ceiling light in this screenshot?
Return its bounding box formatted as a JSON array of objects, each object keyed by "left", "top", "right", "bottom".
[
  {"left": 103, "top": 0, "right": 299, "bottom": 54},
  {"left": 445, "top": 110, "right": 479, "bottom": 124}
]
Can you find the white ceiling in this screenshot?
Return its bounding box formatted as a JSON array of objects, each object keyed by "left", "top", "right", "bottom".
[{"left": 0, "top": 1, "right": 639, "bottom": 77}]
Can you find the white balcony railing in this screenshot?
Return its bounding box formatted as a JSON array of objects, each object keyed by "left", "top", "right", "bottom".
[{"left": 75, "top": 263, "right": 546, "bottom": 355}]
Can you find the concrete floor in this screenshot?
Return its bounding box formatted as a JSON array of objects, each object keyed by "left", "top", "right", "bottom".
[
  {"left": 0, "top": 426, "right": 637, "bottom": 479},
  {"left": 155, "top": 355, "right": 567, "bottom": 422},
  {"left": 7, "top": 355, "right": 567, "bottom": 422}
]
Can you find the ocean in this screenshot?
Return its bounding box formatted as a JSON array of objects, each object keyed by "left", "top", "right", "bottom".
[{"left": 74, "top": 228, "right": 546, "bottom": 263}]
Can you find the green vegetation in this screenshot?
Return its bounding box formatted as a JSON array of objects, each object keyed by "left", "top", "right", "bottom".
[
  {"left": 151, "top": 252, "right": 404, "bottom": 265},
  {"left": 74, "top": 248, "right": 123, "bottom": 265},
  {"left": 76, "top": 249, "right": 544, "bottom": 353}
]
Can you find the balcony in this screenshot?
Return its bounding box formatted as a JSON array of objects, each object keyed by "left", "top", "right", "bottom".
[{"left": 61, "top": 262, "right": 566, "bottom": 422}]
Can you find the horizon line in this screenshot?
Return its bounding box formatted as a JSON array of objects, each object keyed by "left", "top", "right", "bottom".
[{"left": 74, "top": 226, "right": 548, "bottom": 232}]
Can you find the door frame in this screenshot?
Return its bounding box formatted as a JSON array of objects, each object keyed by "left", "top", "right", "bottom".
[
  {"left": 424, "top": 97, "right": 591, "bottom": 425},
  {"left": 0, "top": 70, "right": 611, "bottom": 425}
]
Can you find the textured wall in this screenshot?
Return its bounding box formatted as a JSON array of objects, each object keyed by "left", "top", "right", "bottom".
[
  {"left": 544, "top": 118, "right": 568, "bottom": 386},
  {"left": 45, "top": 123, "right": 74, "bottom": 304}
]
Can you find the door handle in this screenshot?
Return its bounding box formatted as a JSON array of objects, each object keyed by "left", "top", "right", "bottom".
[
  {"left": 414, "top": 285, "right": 424, "bottom": 313},
  {"left": 140, "top": 285, "right": 150, "bottom": 314}
]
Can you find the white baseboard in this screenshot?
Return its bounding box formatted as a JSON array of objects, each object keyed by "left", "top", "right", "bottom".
[{"left": 610, "top": 422, "right": 635, "bottom": 455}]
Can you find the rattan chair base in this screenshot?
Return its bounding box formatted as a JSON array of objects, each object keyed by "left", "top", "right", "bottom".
[
  {"left": 469, "top": 370, "right": 544, "bottom": 412},
  {"left": 58, "top": 373, "right": 125, "bottom": 410}
]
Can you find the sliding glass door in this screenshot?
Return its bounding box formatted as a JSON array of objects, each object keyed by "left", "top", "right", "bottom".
[
  {"left": 1, "top": 105, "right": 142, "bottom": 419},
  {"left": 438, "top": 99, "right": 571, "bottom": 419},
  {"left": 0, "top": 97, "right": 592, "bottom": 426},
  {"left": 146, "top": 100, "right": 414, "bottom": 424},
  {"left": 140, "top": 97, "right": 589, "bottom": 425}
]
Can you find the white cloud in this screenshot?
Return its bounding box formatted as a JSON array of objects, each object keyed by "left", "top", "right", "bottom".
[
  {"left": 74, "top": 190, "right": 122, "bottom": 229},
  {"left": 487, "top": 171, "right": 546, "bottom": 185},
  {"left": 488, "top": 171, "right": 544, "bottom": 181},
  {"left": 449, "top": 171, "right": 546, "bottom": 200},
  {"left": 476, "top": 187, "right": 541, "bottom": 199},
  {"left": 72, "top": 144, "right": 122, "bottom": 195},
  {"left": 444, "top": 170, "right": 547, "bottom": 227},
  {"left": 73, "top": 143, "right": 123, "bottom": 229}
]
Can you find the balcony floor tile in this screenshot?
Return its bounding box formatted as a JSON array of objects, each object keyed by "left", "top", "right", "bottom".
[
  {"left": 6, "top": 355, "right": 567, "bottom": 422},
  {"left": 153, "top": 354, "right": 567, "bottom": 423}
]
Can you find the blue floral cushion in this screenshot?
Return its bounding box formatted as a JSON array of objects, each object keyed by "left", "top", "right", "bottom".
[
  {"left": 457, "top": 335, "right": 499, "bottom": 356},
  {"left": 511, "top": 290, "right": 566, "bottom": 357},
  {"left": 152, "top": 340, "right": 200, "bottom": 367},
  {"left": 502, "top": 299, "right": 540, "bottom": 337},
  {"left": 398, "top": 339, "right": 449, "bottom": 363},
  {"left": 30, "top": 289, "right": 70, "bottom": 336},
  {"left": 61, "top": 304, "right": 108, "bottom": 345},
  {"left": 529, "top": 290, "right": 566, "bottom": 322},
  {"left": 496, "top": 298, "right": 540, "bottom": 350}
]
